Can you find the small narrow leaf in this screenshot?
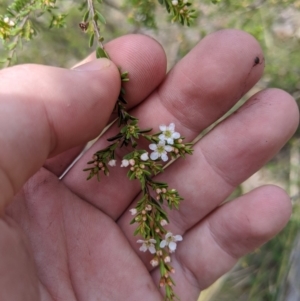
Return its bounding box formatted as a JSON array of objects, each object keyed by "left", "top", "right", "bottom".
[
  {"left": 96, "top": 47, "right": 109, "bottom": 58},
  {"left": 89, "top": 33, "right": 94, "bottom": 47},
  {"left": 96, "top": 11, "right": 106, "bottom": 24},
  {"left": 83, "top": 10, "right": 89, "bottom": 22}
]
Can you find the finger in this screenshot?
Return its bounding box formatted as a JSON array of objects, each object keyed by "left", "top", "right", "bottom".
[
  {"left": 8, "top": 169, "right": 163, "bottom": 301},
  {"left": 0, "top": 59, "right": 120, "bottom": 209},
  {"left": 73, "top": 34, "right": 167, "bottom": 109},
  {"left": 43, "top": 145, "right": 84, "bottom": 177},
  {"left": 150, "top": 185, "right": 292, "bottom": 300},
  {"left": 63, "top": 29, "right": 265, "bottom": 217},
  {"left": 45, "top": 34, "right": 167, "bottom": 176},
  {"left": 118, "top": 88, "right": 298, "bottom": 263}
]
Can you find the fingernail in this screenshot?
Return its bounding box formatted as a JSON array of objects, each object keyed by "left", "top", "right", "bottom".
[{"left": 72, "top": 58, "right": 111, "bottom": 71}]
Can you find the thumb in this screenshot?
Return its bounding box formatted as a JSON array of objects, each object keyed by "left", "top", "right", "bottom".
[{"left": 0, "top": 58, "right": 120, "bottom": 209}]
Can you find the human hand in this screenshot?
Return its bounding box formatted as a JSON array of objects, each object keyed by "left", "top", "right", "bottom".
[{"left": 0, "top": 29, "right": 298, "bottom": 301}]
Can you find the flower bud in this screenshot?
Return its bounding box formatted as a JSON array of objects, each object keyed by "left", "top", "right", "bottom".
[
  {"left": 129, "top": 208, "right": 137, "bottom": 215},
  {"left": 150, "top": 258, "right": 159, "bottom": 267},
  {"left": 160, "top": 219, "right": 168, "bottom": 226},
  {"left": 156, "top": 250, "right": 163, "bottom": 256},
  {"left": 108, "top": 159, "right": 116, "bottom": 167},
  {"left": 164, "top": 256, "right": 171, "bottom": 263},
  {"left": 121, "top": 159, "right": 129, "bottom": 167}
]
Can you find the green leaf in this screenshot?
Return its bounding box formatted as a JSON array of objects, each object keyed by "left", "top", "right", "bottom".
[
  {"left": 89, "top": 33, "right": 94, "bottom": 47},
  {"left": 83, "top": 10, "right": 89, "bottom": 22},
  {"left": 96, "top": 47, "right": 109, "bottom": 58},
  {"left": 96, "top": 11, "right": 106, "bottom": 24}
]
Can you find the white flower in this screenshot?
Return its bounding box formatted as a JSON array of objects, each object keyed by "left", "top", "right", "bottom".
[
  {"left": 160, "top": 232, "right": 183, "bottom": 252},
  {"left": 3, "top": 17, "right": 9, "bottom": 23},
  {"left": 120, "top": 159, "right": 129, "bottom": 167},
  {"left": 137, "top": 238, "right": 157, "bottom": 254},
  {"left": 140, "top": 152, "right": 149, "bottom": 161},
  {"left": 158, "top": 123, "right": 180, "bottom": 145},
  {"left": 108, "top": 159, "right": 116, "bottom": 167},
  {"left": 149, "top": 141, "right": 173, "bottom": 162},
  {"left": 172, "top": 0, "right": 178, "bottom": 5},
  {"left": 8, "top": 20, "right": 15, "bottom": 26},
  {"left": 129, "top": 208, "right": 137, "bottom": 215}
]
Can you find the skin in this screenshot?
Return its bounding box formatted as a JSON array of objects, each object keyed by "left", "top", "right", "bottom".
[{"left": 0, "top": 29, "right": 299, "bottom": 301}]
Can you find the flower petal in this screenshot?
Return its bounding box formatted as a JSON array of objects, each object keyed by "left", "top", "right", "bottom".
[
  {"left": 158, "top": 134, "right": 165, "bottom": 141},
  {"left": 161, "top": 154, "right": 168, "bottom": 162},
  {"left": 160, "top": 240, "right": 167, "bottom": 248},
  {"left": 149, "top": 239, "right": 157, "bottom": 244},
  {"left": 174, "top": 235, "right": 183, "bottom": 241},
  {"left": 140, "top": 152, "right": 149, "bottom": 161},
  {"left": 140, "top": 245, "right": 148, "bottom": 252},
  {"left": 165, "top": 145, "right": 174, "bottom": 152},
  {"left": 159, "top": 125, "right": 167, "bottom": 131},
  {"left": 168, "top": 123, "right": 175, "bottom": 131},
  {"left": 150, "top": 152, "right": 159, "bottom": 160},
  {"left": 149, "top": 144, "right": 157, "bottom": 151},
  {"left": 169, "top": 241, "right": 177, "bottom": 251},
  {"left": 149, "top": 245, "right": 156, "bottom": 254},
  {"left": 166, "top": 138, "right": 174, "bottom": 145},
  {"left": 173, "top": 132, "right": 180, "bottom": 139},
  {"left": 165, "top": 232, "right": 172, "bottom": 239}
]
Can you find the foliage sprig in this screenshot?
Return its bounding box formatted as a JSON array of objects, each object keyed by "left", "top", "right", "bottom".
[{"left": 0, "top": 0, "right": 65, "bottom": 66}]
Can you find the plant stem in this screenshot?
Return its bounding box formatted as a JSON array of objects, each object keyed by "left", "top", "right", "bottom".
[{"left": 87, "top": 0, "right": 104, "bottom": 48}]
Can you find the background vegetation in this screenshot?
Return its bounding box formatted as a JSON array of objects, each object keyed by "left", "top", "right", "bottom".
[{"left": 1, "top": 1, "right": 300, "bottom": 300}]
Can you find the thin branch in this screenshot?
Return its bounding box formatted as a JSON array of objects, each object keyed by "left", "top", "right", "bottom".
[{"left": 87, "top": 0, "right": 104, "bottom": 48}]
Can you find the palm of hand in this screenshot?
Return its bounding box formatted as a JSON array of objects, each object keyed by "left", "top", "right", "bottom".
[{"left": 1, "top": 31, "right": 298, "bottom": 301}]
